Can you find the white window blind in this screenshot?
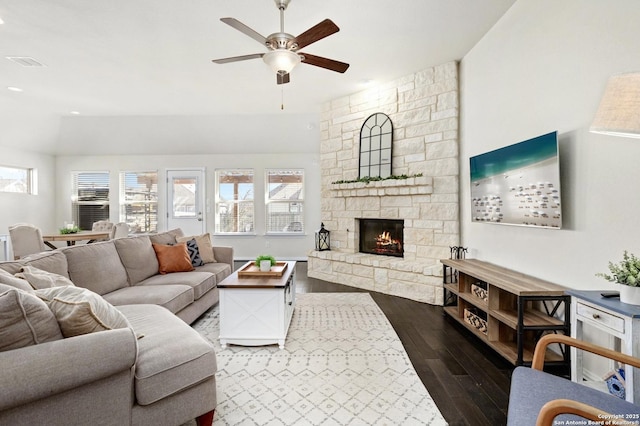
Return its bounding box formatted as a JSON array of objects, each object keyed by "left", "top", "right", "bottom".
[
  {"left": 72, "top": 172, "right": 109, "bottom": 230},
  {"left": 119, "top": 171, "right": 158, "bottom": 233},
  {"left": 215, "top": 169, "right": 254, "bottom": 233},
  {"left": 0, "top": 165, "right": 35, "bottom": 194},
  {"left": 266, "top": 169, "right": 304, "bottom": 233}
]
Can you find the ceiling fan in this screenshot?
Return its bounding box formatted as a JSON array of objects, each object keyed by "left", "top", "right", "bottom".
[{"left": 212, "top": 0, "right": 349, "bottom": 85}]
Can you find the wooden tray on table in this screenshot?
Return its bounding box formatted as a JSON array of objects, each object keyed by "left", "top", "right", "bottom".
[{"left": 237, "top": 261, "right": 288, "bottom": 277}]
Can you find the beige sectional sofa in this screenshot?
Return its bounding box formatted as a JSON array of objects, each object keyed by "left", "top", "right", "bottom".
[{"left": 0, "top": 229, "right": 233, "bottom": 426}]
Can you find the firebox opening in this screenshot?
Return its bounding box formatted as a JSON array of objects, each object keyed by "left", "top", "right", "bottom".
[{"left": 359, "top": 218, "right": 404, "bottom": 257}]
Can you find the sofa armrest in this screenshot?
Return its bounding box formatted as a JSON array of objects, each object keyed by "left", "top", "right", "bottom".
[
  {"left": 213, "top": 246, "right": 233, "bottom": 268},
  {"left": 0, "top": 327, "right": 137, "bottom": 411}
]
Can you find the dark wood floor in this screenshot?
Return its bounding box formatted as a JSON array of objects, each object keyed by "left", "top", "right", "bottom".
[{"left": 291, "top": 261, "right": 514, "bottom": 426}]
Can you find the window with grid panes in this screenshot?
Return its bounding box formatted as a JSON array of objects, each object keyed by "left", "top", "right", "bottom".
[
  {"left": 215, "top": 169, "right": 254, "bottom": 233},
  {"left": 266, "top": 169, "right": 304, "bottom": 234},
  {"left": 119, "top": 171, "right": 158, "bottom": 233},
  {"left": 72, "top": 172, "right": 110, "bottom": 230}
]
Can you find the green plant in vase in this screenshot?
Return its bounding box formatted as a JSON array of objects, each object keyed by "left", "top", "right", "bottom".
[
  {"left": 59, "top": 226, "right": 80, "bottom": 234},
  {"left": 596, "top": 250, "right": 640, "bottom": 305},
  {"left": 255, "top": 254, "right": 276, "bottom": 267}
]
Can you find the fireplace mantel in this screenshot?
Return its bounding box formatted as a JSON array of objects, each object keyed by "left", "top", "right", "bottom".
[{"left": 330, "top": 176, "right": 433, "bottom": 198}]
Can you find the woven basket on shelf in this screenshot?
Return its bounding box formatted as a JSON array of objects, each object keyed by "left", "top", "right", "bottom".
[{"left": 464, "top": 308, "right": 488, "bottom": 334}]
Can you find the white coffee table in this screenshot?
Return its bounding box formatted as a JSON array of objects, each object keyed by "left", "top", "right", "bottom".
[{"left": 218, "top": 261, "right": 296, "bottom": 349}]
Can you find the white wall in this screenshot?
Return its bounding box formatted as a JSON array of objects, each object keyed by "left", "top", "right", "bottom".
[
  {"left": 0, "top": 146, "right": 57, "bottom": 260},
  {"left": 460, "top": 0, "right": 640, "bottom": 290},
  {"left": 55, "top": 153, "right": 320, "bottom": 260}
]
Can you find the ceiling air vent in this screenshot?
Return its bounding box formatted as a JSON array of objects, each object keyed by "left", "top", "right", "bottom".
[{"left": 6, "top": 56, "right": 46, "bottom": 67}]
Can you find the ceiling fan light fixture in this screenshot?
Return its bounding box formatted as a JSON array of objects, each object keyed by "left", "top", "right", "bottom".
[{"left": 263, "top": 50, "right": 300, "bottom": 75}]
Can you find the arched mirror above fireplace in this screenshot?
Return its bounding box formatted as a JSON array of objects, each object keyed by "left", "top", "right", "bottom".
[{"left": 359, "top": 112, "right": 393, "bottom": 179}]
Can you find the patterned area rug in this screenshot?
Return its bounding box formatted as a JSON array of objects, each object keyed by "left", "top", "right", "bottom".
[{"left": 192, "top": 293, "right": 447, "bottom": 426}]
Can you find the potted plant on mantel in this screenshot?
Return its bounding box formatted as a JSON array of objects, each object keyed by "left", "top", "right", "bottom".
[{"left": 597, "top": 251, "right": 640, "bottom": 305}]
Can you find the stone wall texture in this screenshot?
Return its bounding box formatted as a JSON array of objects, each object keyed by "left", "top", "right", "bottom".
[{"left": 308, "top": 61, "right": 460, "bottom": 305}]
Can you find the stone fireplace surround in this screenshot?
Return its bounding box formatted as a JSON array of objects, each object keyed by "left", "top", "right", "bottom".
[{"left": 308, "top": 62, "right": 460, "bottom": 305}]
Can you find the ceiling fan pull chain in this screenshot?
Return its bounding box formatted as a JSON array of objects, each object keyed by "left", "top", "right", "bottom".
[{"left": 281, "top": 88, "right": 285, "bottom": 110}]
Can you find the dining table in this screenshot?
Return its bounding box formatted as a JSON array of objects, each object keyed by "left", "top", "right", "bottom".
[{"left": 42, "top": 231, "right": 110, "bottom": 249}]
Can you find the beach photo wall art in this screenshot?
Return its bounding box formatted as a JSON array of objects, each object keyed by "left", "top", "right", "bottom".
[{"left": 470, "top": 131, "right": 562, "bottom": 229}]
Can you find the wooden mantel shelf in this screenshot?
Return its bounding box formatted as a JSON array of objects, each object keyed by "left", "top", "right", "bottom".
[{"left": 330, "top": 176, "right": 433, "bottom": 198}]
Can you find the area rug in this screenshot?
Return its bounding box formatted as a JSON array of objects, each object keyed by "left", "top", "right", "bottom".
[{"left": 192, "top": 293, "right": 447, "bottom": 426}]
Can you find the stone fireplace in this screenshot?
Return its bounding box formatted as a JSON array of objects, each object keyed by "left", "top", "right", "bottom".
[
  {"left": 307, "top": 61, "right": 460, "bottom": 305},
  {"left": 359, "top": 219, "right": 404, "bottom": 257}
]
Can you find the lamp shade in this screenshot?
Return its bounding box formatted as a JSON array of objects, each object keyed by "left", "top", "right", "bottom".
[
  {"left": 590, "top": 72, "right": 640, "bottom": 139},
  {"left": 263, "top": 50, "right": 301, "bottom": 75}
]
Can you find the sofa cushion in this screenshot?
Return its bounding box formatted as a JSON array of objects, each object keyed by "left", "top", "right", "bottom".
[
  {"left": 0, "top": 268, "right": 33, "bottom": 292},
  {"left": 508, "top": 366, "right": 639, "bottom": 425},
  {"left": 152, "top": 243, "right": 194, "bottom": 274},
  {"left": 36, "top": 286, "right": 130, "bottom": 338},
  {"left": 177, "top": 233, "right": 216, "bottom": 263},
  {"left": 114, "top": 236, "right": 159, "bottom": 285},
  {"left": 63, "top": 241, "right": 129, "bottom": 295},
  {"left": 137, "top": 271, "right": 215, "bottom": 300},
  {"left": 15, "top": 265, "right": 75, "bottom": 289},
  {"left": 102, "top": 285, "right": 194, "bottom": 314},
  {"left": 0, "top": 285, "right": 63, "bottom": 352},
  {"left": 116, "top": 304, "right": 217, "bottom": 406},
  {"left": 148, "top": 228, "right": 184, "bottom": 245},
  {"left": 194, "top": 262, "right": 232, "bottom": 286}
]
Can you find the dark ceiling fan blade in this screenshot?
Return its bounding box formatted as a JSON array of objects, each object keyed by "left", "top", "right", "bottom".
[
  {"left": 294, "top": 19, "right": 339, "bottom": 50},
  {"left": 277, "top": 73, "right": 290, "bottom": 85},
  {"left": 300, "top": 53, "right": 349, "bottom": 73},
  {"left": 220, "top": 17, "right": 268, "bottom": 45},
  {"left": 212, "top": 53, "right": 264, "bottom": 64}
]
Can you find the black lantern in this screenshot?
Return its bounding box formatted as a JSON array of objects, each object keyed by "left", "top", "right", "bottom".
[{"left": 315, "top": 223, "right": 330, "bottom": 251}]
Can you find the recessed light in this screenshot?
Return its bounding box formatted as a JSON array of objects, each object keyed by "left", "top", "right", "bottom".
[
  {"left": 0, "top": 17, "right": 5, "bottom": 25},
  {"left": 7, "top": 86, "right": 23, "bottom": 92},
  {"left": 70, "top": 111, "right": 80, "bottom": 115}
]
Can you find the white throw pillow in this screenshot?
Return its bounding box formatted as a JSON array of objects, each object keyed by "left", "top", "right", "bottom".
[
  {"left": 0, "top": 268, "right": 33, "bottom": 292},
  {"left": 35, "top": 286, "right": 129, "bottom": 338},
  {"left": 0, "top": 285, "right": 63, "bottom": 352},
  {"left": 15, "top": 265, "right": 75, "bottom": 290}
]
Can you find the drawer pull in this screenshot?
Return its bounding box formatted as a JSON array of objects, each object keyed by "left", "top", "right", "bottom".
[{"left": 593, "top": 314, "right": 600, "bottom": 319}]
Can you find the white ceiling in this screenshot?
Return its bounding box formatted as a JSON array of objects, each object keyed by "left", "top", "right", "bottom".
[{"left": 0, "top": 0, "right": 515, "bottom": 151}]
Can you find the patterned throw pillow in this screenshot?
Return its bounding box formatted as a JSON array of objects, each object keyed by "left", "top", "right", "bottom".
[
  {"left": 176, "top": 233, "right": 216, "bottom": 263},
  {"left": 185, "top": 238, "right": 204, "bottom": 267}
]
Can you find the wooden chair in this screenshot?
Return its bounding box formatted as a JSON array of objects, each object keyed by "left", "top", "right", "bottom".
[
  {"left": 8, "top": 223, "right": 47, "bottom": 259},
  {"left": 508, "top": 334, "right": 640, "bottom": 425}
]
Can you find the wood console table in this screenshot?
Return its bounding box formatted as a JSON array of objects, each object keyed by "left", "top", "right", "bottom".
[{"left": 441, "top": 258, "right": 570, "bottom": 367}]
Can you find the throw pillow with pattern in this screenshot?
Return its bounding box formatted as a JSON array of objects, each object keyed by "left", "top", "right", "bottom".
[{"left": 185, "top": 238, "right": 204, "bottom": 267}]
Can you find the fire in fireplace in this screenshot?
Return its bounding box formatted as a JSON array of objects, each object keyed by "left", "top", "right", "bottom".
[{"left": 359, "top": 219, "right": 404, "bottom": 257}]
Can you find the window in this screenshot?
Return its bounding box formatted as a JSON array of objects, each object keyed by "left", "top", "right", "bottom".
[
  {"left": 120, "top": 171, "right": 158, "bottom": 233},
  {"left": 72, "top": 172, "right": 109, "bottom": 230},
  {"left": 215, "top": 169, "right": 254, "bottom": 233},
  {"left": 266, "top": 169, "right": 304, "bottom": 233},
  {"left": 0, "top": 165, "right": 35, "bottom": 194}
]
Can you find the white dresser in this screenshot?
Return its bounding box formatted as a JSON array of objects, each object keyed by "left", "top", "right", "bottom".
[{"left": 568, "top": 290, "right": 640, "bottom": 404}]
